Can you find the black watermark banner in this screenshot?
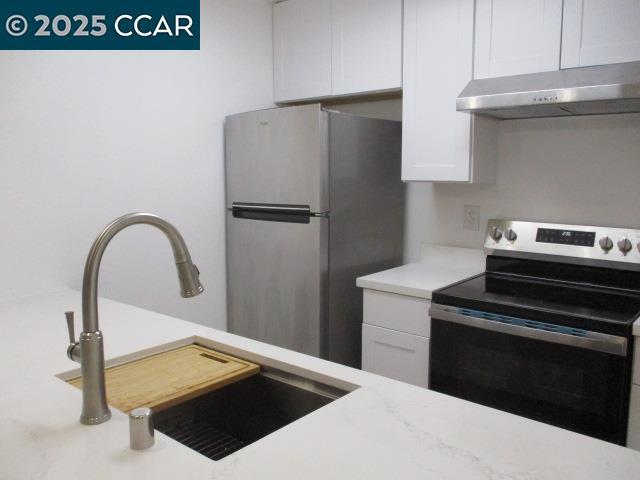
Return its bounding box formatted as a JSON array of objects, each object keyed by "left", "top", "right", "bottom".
[{"left": 1, "top": 0, "right": 200, "bottom": 50}]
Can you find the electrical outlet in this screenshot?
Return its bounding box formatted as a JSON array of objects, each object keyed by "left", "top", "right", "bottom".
[{"left": 463, "top": 205, "right": 480, "bottom": 231}]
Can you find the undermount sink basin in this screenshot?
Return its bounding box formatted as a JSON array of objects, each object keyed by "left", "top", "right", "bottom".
[{"left": 153, "top": 368, "right": 349, "bottom": 461}]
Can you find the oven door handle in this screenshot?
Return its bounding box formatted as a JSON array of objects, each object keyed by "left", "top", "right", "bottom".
[{"left": 430, "top": 304, "right": 628, "bottom": 356}]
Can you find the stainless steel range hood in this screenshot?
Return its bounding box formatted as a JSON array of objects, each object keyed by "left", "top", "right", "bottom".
[{"left": 457, "top": 62, "right": 640, "bottom": 119}]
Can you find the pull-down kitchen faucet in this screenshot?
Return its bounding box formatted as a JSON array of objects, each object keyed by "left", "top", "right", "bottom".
[{"left": 65, "top": 213, "right": 204, "bottom": 425}]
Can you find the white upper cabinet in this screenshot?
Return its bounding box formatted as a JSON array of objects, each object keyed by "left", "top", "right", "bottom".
[
  {"left": 273, "top": 0, "right": 332, "bottom": 103},
  {"left": 331, "top": 0, "right": 402, "bottom": 96},
  {"left": 273, "top": 0, "right": 402, "bottom": 103},
  {"left": 474, "top": 0, "right": 563, "bottom": 79},
  {"left": 402, "top": 0, "right": 497, "bottom": 182},
  {"left": 561, "top": 0, "right": 640, "bottom": 68}
]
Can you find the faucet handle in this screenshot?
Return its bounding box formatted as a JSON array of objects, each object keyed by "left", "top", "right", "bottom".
[
  {"left": 65, "top": 311, "right": 81, "bottom": 363},
  {"left": 65, "top": 311, "right": 76, "bottom": 343}
]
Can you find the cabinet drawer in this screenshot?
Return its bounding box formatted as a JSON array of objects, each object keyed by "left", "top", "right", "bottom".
[
  {"left": 363, "top": 289, "right": 430, "bottom": 337},
  {"left": 362, "top": 324, "right": 429, "bottom": 388},
  {"left": 628, "top": 384, "right": 640, "bottom": 450}
]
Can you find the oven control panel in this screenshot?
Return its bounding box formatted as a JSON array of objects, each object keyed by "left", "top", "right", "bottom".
[
  {"left": 484, "top": 220, "right": 640, "bottom": 270},
  {"left": 535, "top": 228, "right": 596, "bottom": 247}
]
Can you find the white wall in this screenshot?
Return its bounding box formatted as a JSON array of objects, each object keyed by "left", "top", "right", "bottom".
[
  {"left": 405, "top": 113, "right": 640, "bottom": 261},
  {"left": 0, "top": 0, "right": 275, "bottom": 328}
]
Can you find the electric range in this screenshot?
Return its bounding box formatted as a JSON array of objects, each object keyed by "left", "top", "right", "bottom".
[{"left": 430, "top": 220, "right": 640, "bottom": 445}]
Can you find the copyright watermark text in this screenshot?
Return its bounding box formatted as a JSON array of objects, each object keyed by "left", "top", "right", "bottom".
[{"left": 1, "top": 1, "right": 199, "bottom": 50}]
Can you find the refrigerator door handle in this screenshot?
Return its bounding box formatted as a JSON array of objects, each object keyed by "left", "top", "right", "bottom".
[{"left": 230, "top": 202, "right": 327, "bottom": 224}]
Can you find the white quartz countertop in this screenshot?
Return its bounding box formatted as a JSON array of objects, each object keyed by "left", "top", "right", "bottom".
[
  {"left": 356, "top": 244, "right": 486, "bottom": 299},
  {"left": 355, "top": 244, "right": 640, "bottom": 336},
  {"left": 2, "top": 290, "right": 640, "bottom": 479}
]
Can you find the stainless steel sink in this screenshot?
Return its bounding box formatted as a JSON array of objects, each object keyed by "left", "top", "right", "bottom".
[{"left": 153, "top": 368, "right": 349, "bottom": 461}]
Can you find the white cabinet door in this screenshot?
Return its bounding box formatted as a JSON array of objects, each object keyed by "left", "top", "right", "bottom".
[
  {"left": 362, "top": 324, "right": 429, "bottom": 388},
  {"left": 402, "top": 0, "right": 497, "bottom": 183},
  {"left": 331, "top": 0, "right": 402, "bottom": 96},
  {"left": 273, "top": 0, "right": 332, "bottom": 102},
  {"left": 561, "top": 0, "right": 640, "bottom": 68},
  {"left": 474, "top": 0, "right": 563, "bottom": 79}
]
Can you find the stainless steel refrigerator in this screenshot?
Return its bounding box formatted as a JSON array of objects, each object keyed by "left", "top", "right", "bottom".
[{"left": 225, "top": 104, "right": 404, "bottom": 368}]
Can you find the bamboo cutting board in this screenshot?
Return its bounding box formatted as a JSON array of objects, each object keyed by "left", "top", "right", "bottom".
[{"left": 68, "top": 344, "right": 259, "bottom": 413}]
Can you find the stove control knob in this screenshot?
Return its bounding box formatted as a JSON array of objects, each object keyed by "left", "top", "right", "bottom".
[
  {"left": 599, "top": 236, "right": 614, "bottom": 252},
  {"left": 617, "top": 237, "right": 633, "bottom": 255},
  {"left": 504, "top": 228, "right": 517, "bottom": 242},
  {"left": 489, "top": 226, "right": 502, "bottom": 241}
]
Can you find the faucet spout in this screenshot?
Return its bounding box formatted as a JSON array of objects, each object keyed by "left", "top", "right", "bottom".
[
  {"left": 74, "top": 213, "right": 204, "bottom": 425},
  {"left": 81, "top": 213, "right": 203, "bottom": 333}
]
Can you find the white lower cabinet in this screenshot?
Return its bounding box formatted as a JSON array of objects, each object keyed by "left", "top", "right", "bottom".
[
  {"left": 628, "top": 385, "right": 640, "bottom": 450},
  {"left": 362, "top": 324, "right": 429, "bottom": 388},
  {"left": 633, "top": 345, "right": 640, "bottom": 385},
  {"left": 361, "top": 288, "right": 430, "bottom": 388},
  {"left": 629, "top": 348, "right": 640, "bottom": 450}
]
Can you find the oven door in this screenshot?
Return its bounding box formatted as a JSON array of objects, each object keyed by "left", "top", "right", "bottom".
[{"left": 429, "top": 304, "right": 633, "bottom": 445}]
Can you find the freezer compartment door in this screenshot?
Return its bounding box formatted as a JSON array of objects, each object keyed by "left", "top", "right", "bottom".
[
  {"left": 225, "top": 104, "right": 329, "bottom": 213},
  {"left": 226, "top": 211, "right": 328, "bottom": 357}
]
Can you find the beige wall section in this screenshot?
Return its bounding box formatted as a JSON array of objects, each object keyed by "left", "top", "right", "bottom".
[
  {"left": 405, "top": 113, "right": 640, "bottom": 261},
  {"left": 0, "top": 0, "right": 275, "bottom": 328},
  {"left": 323, "top": 96, "right": 402, "bottom": 121}
]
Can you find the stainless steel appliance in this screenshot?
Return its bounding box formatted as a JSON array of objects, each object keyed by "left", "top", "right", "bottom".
[
  {"left": 457, "top": 61, "right": 640, "bottom": 119},
  {"left": 430, "top": 220, "right": 640, "bottom": 445},
  {"left": 224, "top": 104, "right": 404, "bottom": 368}
]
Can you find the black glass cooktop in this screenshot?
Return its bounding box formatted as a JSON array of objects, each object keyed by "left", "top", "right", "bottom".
[{"left": 433, "top": 272, "right": 640, "bottom": 336}]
